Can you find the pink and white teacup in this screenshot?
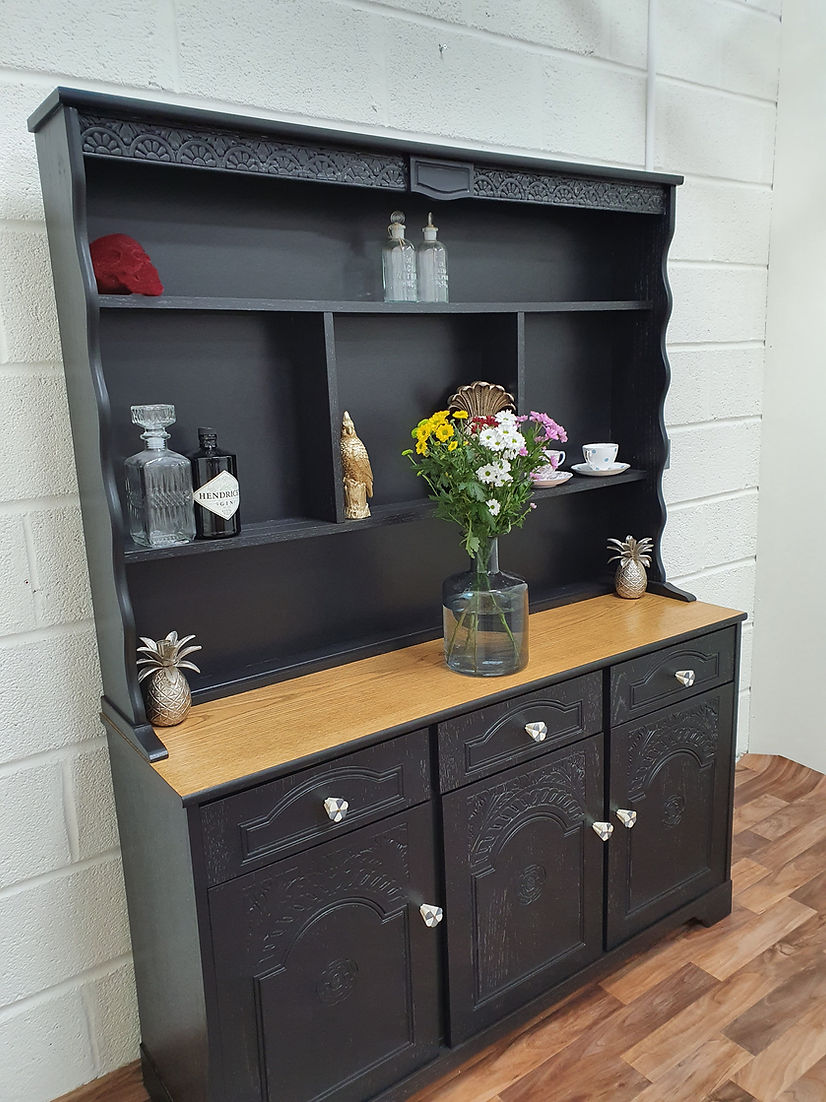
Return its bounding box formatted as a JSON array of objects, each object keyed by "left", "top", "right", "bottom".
[
  {"left": 532, "top": 449, "right": 566, "bottom": 483},
  {"left": 543, "top": 448, "right": 566, "bottom": 470}
]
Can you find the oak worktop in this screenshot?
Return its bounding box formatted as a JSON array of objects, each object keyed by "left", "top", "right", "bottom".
[{"left": 151, "top": 594, "right": 745, "bottom": 799}]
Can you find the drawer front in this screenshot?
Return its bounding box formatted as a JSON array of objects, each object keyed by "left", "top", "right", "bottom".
[
  {"left": 200, "top": 730, "right": 430, "bottom": 886},
  {"left": 610, "top": 627, "right": 736, "bottom": 725},
  {"left": 438, "top": 673, "right": 602, "bottom": 792}
]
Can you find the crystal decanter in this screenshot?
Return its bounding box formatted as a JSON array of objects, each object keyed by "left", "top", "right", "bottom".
[{"left": 124, "top": 404, "right": 196, "bottom": 547}]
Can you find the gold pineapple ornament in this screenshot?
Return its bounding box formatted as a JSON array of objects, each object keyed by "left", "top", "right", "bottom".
[
  {"left": 137, "top": 631, "right": 202, "bottom": 726},
  {"left": 607, "top": 535, "right": 653, "bottom": 600}
]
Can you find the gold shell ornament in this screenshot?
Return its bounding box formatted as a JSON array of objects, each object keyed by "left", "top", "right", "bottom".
[{"left": 447, "top": 381, "right": 515, "bottom": 419}]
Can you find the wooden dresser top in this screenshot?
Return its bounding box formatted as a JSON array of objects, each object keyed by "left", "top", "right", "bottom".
[{"left": 151, "top": 594, "right": 745, "bottom": 799}]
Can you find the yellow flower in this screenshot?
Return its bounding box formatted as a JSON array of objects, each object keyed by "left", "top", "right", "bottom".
[
  {"left": 416, "top": 439, "right": 428, "bottom": 455},
  {"left": 430, "top": 410, "right": 450, "bottom": 425},
  {"left": 435, "top": 422, "right": 454, "bottom": 442},
  {"left": 451, "top": 410, "right": 469, "bottom": 419},
  {"left": 448, "top": 440, "right": 458, "bottom": 451}
]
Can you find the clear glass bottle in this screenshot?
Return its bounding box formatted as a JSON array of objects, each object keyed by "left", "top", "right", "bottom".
[
  {"left": 442, "top": 538, "right": 529, "bottom": 676},
  {"left": 416, "top": 212, "right": 448, "bottom": 302},
  {"left": 382, "top": 210, "right": 417, "bottom": 302},
  {"left": 124, "top": 404, "right": 196, "bottom": 547}
]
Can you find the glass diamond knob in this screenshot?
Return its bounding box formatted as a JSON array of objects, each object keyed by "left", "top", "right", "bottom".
[
  {"left": 616, "top": 808, "right": 637, "bottom": 829},
  {"left": 592, "top": 821, "right": 614, "bottom": 842},
  {"left": 675, "top": 670, "right": 696, "bottom": 687},
  {"left": 419, "top": 903, "right": 444, "bottom": 927},
  {"left": 323, "top": 797, "right": 349, "bottom": 823},
  {"left": 525, "top": 721, "right": 548, "bottom": 742}
]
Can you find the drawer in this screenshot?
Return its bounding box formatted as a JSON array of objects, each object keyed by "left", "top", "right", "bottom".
[
  {"left": 438, "top": 673, "right": 602, "bottom": 792},
  {"left": 610, "top": 626, "right": 736, "bottom": 725},
  {"left": 200, "top": 730, "right": 431, "bottom": 886}
]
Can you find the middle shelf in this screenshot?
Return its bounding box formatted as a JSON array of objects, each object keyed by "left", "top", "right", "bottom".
[{"left": 122, "top": 469, "right": 649, "bottom": 562}]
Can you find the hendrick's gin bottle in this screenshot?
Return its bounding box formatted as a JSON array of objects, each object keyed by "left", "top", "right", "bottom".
[{"left": 190, "top": 428, "right": 240, "bottom": 539}]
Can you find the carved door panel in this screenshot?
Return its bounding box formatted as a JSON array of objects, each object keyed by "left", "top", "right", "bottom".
[
  {"left": 208, "top": 803, "right": 441, "bottom": 1102},
  {"left": 606, "top": 685, "right": 735, "bottom": 948},
  {"left": 442, "top": 737, "right": 604, "bottom": 1044}
]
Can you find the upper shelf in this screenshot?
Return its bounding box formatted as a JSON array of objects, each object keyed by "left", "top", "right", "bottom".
[
  {"left": 122, "top": 468, "right": 649, "bottom": 563},
  {"left": 98, "top": 296, "right": 654, "bottom": 314}
]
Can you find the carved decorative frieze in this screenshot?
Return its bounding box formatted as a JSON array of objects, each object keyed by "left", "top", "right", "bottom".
[
  {"left": 626, "top": 698, "right": 720, "bottom": 799},
  {"left": 467, "top": 749, "right": 587, "bottom": 872},
  {"left": 77, "top": 113, "right": 665, "bottom": 214},
  {"left": 473, "top": 167, "right": 664, "bottom": 214},
  {"left": 77, "top": 113, "right": 408, "bottom": 190},
  {"left": 242, "top": 822, "right": 411, "bottom": 965}
]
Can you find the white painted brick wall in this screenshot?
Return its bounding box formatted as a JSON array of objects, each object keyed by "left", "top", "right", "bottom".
[{"left": 0, "top": 1, "right": 780, "bottom": 1097}]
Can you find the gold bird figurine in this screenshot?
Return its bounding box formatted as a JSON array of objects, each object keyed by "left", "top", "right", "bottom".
[{"left": 340, "top": 411, "right": 374, "bottom": 519}]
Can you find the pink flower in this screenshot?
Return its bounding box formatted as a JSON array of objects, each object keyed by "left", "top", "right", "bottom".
[{"left": 529, "top": 410, "right": 567, "bottom": 443}]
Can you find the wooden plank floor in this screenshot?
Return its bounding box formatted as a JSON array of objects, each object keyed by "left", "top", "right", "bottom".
[{"left": 58, "top": 754, "right": 826, "bottom": 1102}]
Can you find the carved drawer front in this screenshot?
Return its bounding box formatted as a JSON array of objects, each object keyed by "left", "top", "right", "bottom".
[
  {"left": 200, "top": 730, "right": 430, "bottom": 886},
  {"left": 442, "top": 737, "right": 605, "bottom": 1043},
  {"left": 209, "top": 803, "right": 441, "bottom": 1102},
  {"left": 610, "top": 627, "right": 736, "bottom": 725},
  {"left": 606, "top": 685, "right": 735, "bottom": 948},
  {"left": 438, "top": 673, "right": 601, "bottom": 792}
]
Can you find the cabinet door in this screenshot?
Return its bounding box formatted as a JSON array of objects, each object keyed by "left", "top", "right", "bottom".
[
  {"left": 442, "top": 737, "right": 604, "bottom": 1043},
  {"left": 606, "top": 685, "right": 735, "bottom": 948},
  {"left": 208, "top": 803, "right": 441, "bottom": 1102}
]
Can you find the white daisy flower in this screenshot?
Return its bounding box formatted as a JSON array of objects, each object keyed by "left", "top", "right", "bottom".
[
  {"left": 478, "top": 427, "right": 505, "bottom": 451},
  {"left": 491, "top": 460, "right": 512, "bottom": 486},
  {"left": 487, "top": 499, "right": 501, "bottom": 516},
  {"left": 476, "top": 464, "right": 498, "bottom": 484},
  {"left": 498, "top": 427, "right": 523, "bottom": 455}
]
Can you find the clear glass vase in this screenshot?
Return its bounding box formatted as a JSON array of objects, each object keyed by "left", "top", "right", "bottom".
[{"left": 442, "top": 538, "right": 529, "bottom": 676}]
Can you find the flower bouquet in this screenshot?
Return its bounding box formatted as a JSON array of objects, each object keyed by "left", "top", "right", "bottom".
[{"left": 404, "top": 406, "right": 567, "bottom": 675}]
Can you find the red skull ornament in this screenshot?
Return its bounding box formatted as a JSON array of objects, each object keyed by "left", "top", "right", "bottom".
[{"left": 89, "top": 234, "right": 164, "bottom": 296}]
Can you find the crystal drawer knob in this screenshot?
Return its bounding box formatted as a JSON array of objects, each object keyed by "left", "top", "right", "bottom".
[
  {"left": 616, "top": 808, "right": 637, "bottom": 829},
  {"left": 323, "top": 797, "right": 349, "bottom": 823},
  {"left": 419, "top": 903, "right": 444, "bottom": 927},
  {"left": 592, "top": 821, "right": 614, "bottom": 842},
  {"left": 525, "top": 721, "right": 548, "bottom": 742},
  {"left": 675, "top": 670, "right": 696, "bottom": 687}
]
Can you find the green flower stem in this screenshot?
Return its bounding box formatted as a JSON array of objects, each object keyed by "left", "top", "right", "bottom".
[{"left": 445, "top": 540, "right": 520, "bottom": 672}]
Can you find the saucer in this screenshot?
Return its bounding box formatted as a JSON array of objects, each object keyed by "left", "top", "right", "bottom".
[
  {"left": 572, "top": 462, "right": 630, "bottom": 477},
  {"left": 532, "top": 470, "right": 572, "bottom": 488}
]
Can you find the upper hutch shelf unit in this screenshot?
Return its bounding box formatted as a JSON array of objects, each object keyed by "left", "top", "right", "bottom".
[{"left": 29, "top": 89, "right": 684, "bottom": 762}]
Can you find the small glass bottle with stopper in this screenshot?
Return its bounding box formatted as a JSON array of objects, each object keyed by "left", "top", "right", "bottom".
[
  {"left": 382, "top": 210, "right": 417, "bottom": 302},
  {"left": 124, "top": 404, "right": 195, "bottom": 547},
  {"left": 416, "top": 212, "right": 449, "bottom": 303}
]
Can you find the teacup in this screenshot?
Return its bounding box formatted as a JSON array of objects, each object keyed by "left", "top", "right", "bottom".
[
  {"left": 543, "top": 449, "right": 566, "bottom": 469},
  {"left": 583, "top": 442, "right": 619, "bottom": 470}
]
